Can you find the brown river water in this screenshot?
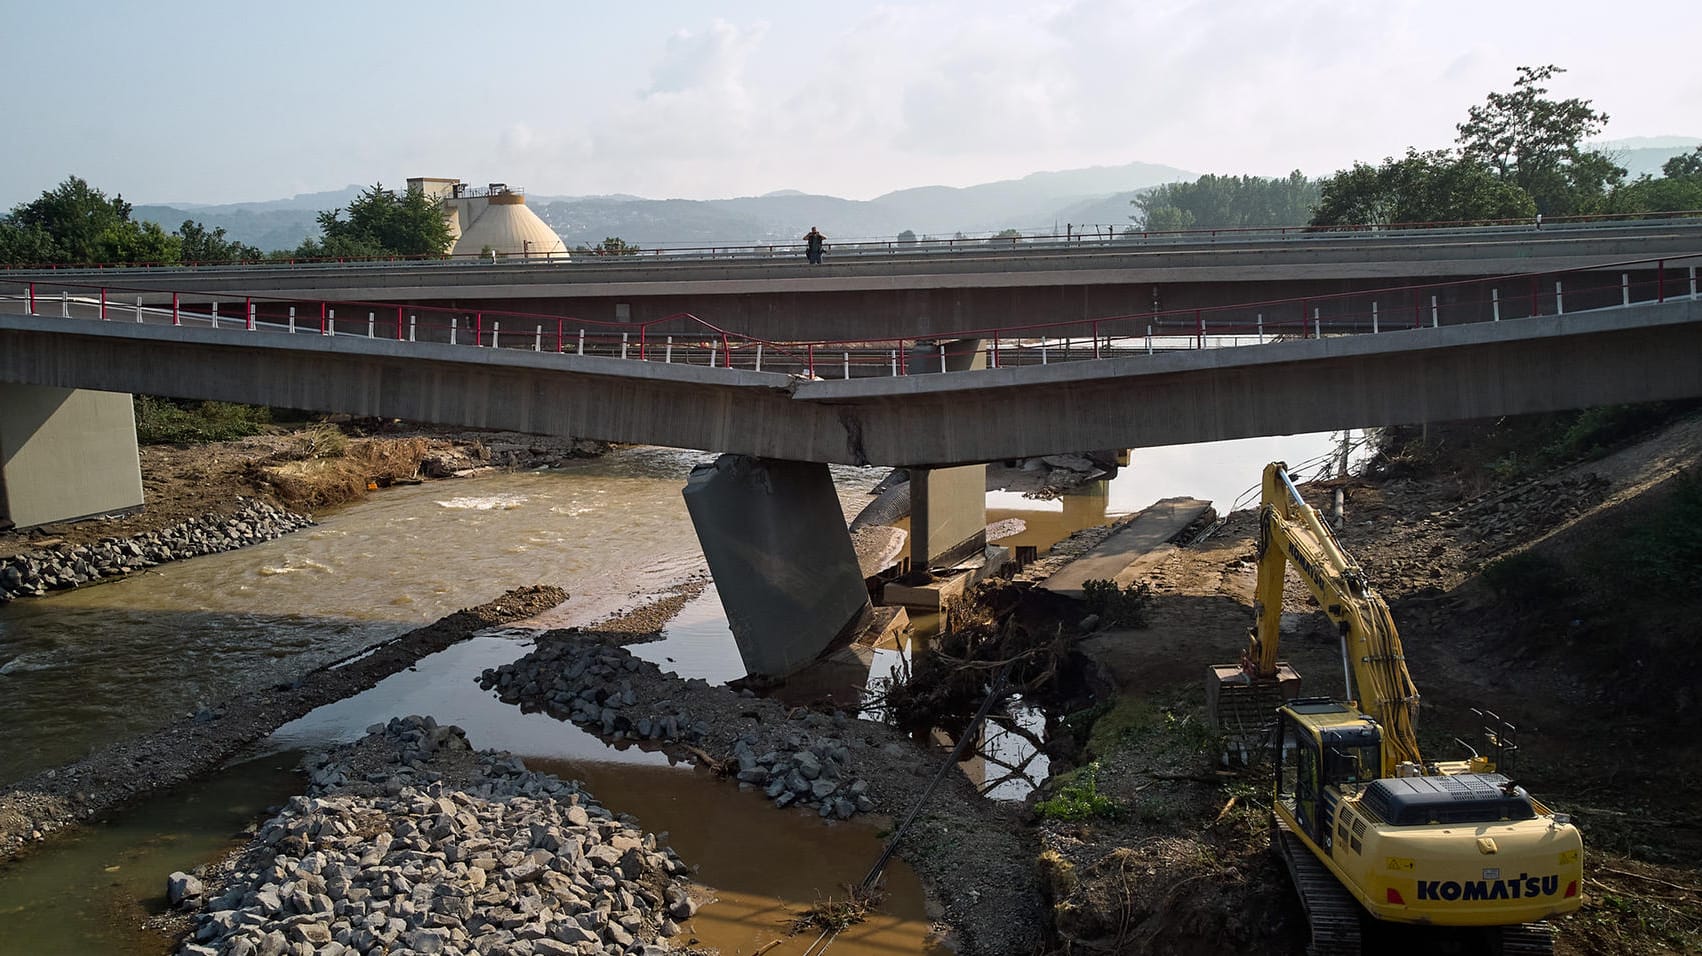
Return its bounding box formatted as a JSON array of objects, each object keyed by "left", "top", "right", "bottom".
[{"left": 0, "top": 435, "right": 1345, "bottom": 955}]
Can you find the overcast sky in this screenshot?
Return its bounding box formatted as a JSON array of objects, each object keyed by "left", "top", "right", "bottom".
[{"left": 5, "top": 0, "right": 1696, "bottom": 208}]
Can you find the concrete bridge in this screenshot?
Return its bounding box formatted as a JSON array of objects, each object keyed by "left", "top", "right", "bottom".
[
  {"left": 4, "top": 247, "right": 1699, "bottom": 676},
  {"left": 12, "top": 218, "right": 1702, "bottom": 343}
]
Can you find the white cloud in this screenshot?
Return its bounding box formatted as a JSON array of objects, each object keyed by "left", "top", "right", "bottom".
[{"left": 2, "top": 0, "right": 1695, "bottom": 207}]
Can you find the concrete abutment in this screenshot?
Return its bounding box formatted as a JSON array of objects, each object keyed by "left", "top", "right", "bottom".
[{"left": 0, "top": 386, "right": 143, "bottom": 530}]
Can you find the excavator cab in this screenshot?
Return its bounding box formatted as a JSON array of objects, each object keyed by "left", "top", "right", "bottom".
[{"left": 1275, "top": 699, "right": 1382, "bottom": 848}]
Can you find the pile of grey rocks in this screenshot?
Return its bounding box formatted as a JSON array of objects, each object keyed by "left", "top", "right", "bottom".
[
  {"left": 728, "top": 731, "right": 877, "bottom": 820},
  {"left": 0, "top": 498, "right": 312, "bottom": 602},
  {"left": 477, "top": 643, "right": 713, "bottom": 748},
  {"left": 478, "top": 638, "right": 878, "bottom": 821},
  {"left": 170, "top": 716, "right": 697, "bottom": 956}
]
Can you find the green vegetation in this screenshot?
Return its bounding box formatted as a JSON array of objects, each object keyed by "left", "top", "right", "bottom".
[
  {"left": 1133, "top": 171, "right": 1320, "bottom": 231},
  {"left": 133, "top": 397, "right": 274, "bottom": 444},
  {"left": 1481, "top": 551, "right": 1575, "bottom": 611},
  {"left": 573, "top": 236, "right": 641, "bottom": 256},
  {"left": 1369, "top": 402, "right": 1695, "bottom": 483},
  {"left": 175, "top": 219, "right": 262, "bottom": 262},
  {"left": 0, "top": 176, "right": 260, "bottom": 266},
  {"left": 1311, "top": 149, "right": 1535, "bottom": 226},
  {"left": 1078, "top": 695, "right": 1220, "bottom": 763},
  {"left": 1618, "top": 470, "right": 1702, "bottom": 592},
  {"left": 1081, "top": 697, "right": 1149, "bottom": 757},
  {"left": 1035, "top": 761, "right": 1124, "bottom": 821},
  {"left": 1309, "top": 64, "right": 1686, "bottom": 226},
  {"left": 1454, "top": 65, "right": 1622, "bottom": 216},
  {"left": 1081, "top": 578, "right": 1153, "bottom": 628},
  {"left": 291, "top": 183, "right": 454, "bottom": 260},
  {"left": 1607, "top": 146, "right": 1702, "bottom": 215}
]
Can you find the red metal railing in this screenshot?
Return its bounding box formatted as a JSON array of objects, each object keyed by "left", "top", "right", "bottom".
[{"left": 2, "top": 254, "right": 1698, "bottom": 379}]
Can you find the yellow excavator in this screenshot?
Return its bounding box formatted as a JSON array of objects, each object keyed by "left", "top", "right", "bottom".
[{"left": 1209, "top": 463, "right": 1583, "bottom": 955}]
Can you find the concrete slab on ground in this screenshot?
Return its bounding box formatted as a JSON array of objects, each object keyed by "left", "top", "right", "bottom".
[
  {"left": 884, "top": 569, "right": 969, "bottom": 610},
  {"left": 1039, "top": 496, "right": 1212, "bottom": 598}
]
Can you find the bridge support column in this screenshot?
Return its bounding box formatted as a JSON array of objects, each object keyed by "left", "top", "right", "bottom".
[
  {"left": 0, "top": 386, "right": 143, "bottom": 530},
  {"left": 909, "top": 466, "right": 987, "bottom": 570},
  {"left": 905, "top": 338, "right": 987, "bottom": 570},
  {"left": 683, "top": 455, "right": 871, "bottom": 677}
]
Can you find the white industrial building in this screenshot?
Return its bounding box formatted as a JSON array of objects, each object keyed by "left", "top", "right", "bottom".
[{"left": 407, "top": 177, "right": 569, "bottom": 260}]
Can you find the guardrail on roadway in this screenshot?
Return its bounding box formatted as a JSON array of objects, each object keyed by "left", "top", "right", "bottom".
[
  {"left": 4, "top": 255, "right": 1699, "bottom": 380},
  {"left": 3, "top": 211, "right": 1700, "bottom": 277}
]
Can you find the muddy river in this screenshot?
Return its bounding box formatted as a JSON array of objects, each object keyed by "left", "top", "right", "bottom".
[{"left": 0, "top": 433, "right": 1349, "bottom": 955}]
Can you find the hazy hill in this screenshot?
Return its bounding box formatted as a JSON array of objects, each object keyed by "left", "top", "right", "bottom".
[
  {"left": 134, "top": 185, "right": 367, "bottom": 252},
  {"left": 1590, "top": 137, "right": 1702, "bottom": 179},
  {"left": 129, "top": 161, "right": 1196, "bottom": 251},
  {"left": 868, "top": 161, "right": 1192, "bottom": 236},
  {"left": 125, "top": 141, "right": 1700, "bottom": 253}
]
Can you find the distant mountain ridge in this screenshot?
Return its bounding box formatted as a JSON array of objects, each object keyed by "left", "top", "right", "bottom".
[
  {"left": 1589, "top": 137, "right": 1702, "bottom": 179},
  {"left": 127, "top": 142, "right": 1699, "bottom": 252},
  {"left": 131, "top": 160, "right": 1196, "bottom": 252}
]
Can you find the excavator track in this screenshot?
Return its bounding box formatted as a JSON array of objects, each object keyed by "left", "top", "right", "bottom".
[
  {"left": 1275, "top": 819, "right": 1362, "bottom": 956},
  {"left": 1498, "top": 921, "right": 1557, "bottom": 956}
]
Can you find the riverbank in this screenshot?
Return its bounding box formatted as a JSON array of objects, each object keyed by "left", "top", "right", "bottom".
[
  {"left": 0, "top": 426, "right": 610, "bottom": 576},
  {"left": 0, "top": 585, "right": 566, "bottom": 865},
  {"left": 0, "top": 498, "right": 313, "bottom": 604}
]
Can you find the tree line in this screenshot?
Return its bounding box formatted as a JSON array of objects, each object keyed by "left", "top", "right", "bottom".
[
  {"left": 0, "top": 180, "right": 455, "bottom": 267},
  {"left": 1131, "top": 65, "right": 1701, "bottom": 231}
]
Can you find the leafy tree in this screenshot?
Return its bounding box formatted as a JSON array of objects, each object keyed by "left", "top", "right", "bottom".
[
  {"left": 1455, "top": 65, "right": 1623, "bottom": 216},
  {"left": 0, "top": 176, "right": 179, "bottom": 264},
  {"left": 990, "top": 228, "right": 1023, "bottom": 243},
  {"left": 96, "top": 219, "right": 181, "bottom": 263},
  {"left": 1605, "top": 146, "right": 1702, "bottom": 214},
  {"left": 573, "top": 236, "right": 641, "bottom": 256},
  {"left": 1311, "top": 150, "right": 1535, "bottom": 226},
  {"left": 176, "top": 219, "right": 262, "bottom": 263},
  {"left": 293, "top": 183, "right": 453, "bottom": 259},
  {"left": 1133, "top": 171, "right": 1319, "bottom": 230},
  {"left": 1662, "top": 146, "right": 1702, "bottom": 180},
  {"left": 897, "top": 229, "right": 918, "bottom": 244},
  {"left": 1141, "top": 204, "right": 1196, "bottom": 231},
  {"left": 1312, "top": 66, "right": 1636, "bottom": 226},
  {"left": 0, "top": 221, "right": 57, "bottom": 265}
]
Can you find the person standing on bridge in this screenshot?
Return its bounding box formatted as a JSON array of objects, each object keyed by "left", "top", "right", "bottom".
[{"left": 803, "top": 226, "right": 826, "bottom": 265}]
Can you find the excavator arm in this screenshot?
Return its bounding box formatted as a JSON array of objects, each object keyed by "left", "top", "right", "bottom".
[{"left": 1243, "top": 462, "right": 1424, "bottom": 775}]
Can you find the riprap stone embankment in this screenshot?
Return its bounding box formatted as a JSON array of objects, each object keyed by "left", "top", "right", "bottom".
[
  {"left": 0, "top": 497, "right": 312, "bottom": 603},
  {"left": 170, "top": 716, "right": 702, "bottom": 956}
]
